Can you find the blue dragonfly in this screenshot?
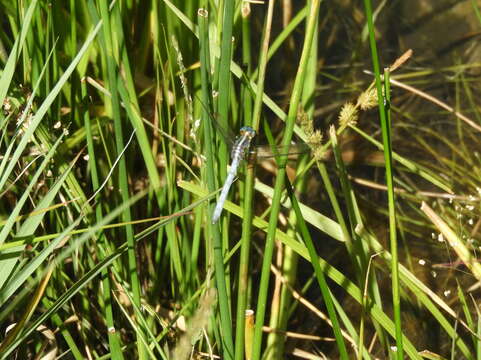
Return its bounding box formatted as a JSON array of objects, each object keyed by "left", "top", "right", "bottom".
[{"left": 211, "top": 122, "right": 315, "bottom": 224}]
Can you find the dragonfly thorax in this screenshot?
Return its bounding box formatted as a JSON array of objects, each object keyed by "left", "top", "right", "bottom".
[{"left": 229, "top": 126, "right": 256, "bottom": 159}]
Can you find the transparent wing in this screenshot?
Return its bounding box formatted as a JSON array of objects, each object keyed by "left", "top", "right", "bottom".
[
  {"left": 196, "top": 96, "right": 237, "bottom": 147},
  {"left": 251, "top": 143, "right": 312, "bottom": 159},
  {"left": 197, "top": 96, "right": 312, "bottom": 160},
  {"left": 210, "top": 112, "right": 237, "bottom": 147}
]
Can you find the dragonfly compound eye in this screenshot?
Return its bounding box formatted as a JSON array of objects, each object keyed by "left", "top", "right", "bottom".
[{"left": 239, "top": 126, "right": 256, "bottom": 139}]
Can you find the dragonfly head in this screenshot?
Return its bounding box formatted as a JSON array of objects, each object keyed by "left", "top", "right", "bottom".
[{"left": 239, "top": 126, "right": 256, "bottom": 139}]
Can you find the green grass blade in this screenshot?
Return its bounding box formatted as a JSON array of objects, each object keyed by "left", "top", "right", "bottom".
[
  {"left": 0, "top": 0, "right": 38, "bottom": 128},
  {"left": 285, "top": 174, "right": 349, "bottom": 357},
  {"left": 0, "top": 18, "right": 102, "bottom": 195},
  {"left": 0, "top": 134, "right": 65, "bottom": 248}
]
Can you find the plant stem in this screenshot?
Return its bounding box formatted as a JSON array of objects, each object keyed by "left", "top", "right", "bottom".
[
  {"left": 251, "top": 1, "right": 321, "bottom": 358},
  {"left": 363, "top": 0, "right": 403, "bottom": 357}
]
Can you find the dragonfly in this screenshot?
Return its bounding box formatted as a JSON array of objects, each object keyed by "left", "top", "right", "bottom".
[{"left": 211, "top": 124, "right": 314, "bottom": 224}]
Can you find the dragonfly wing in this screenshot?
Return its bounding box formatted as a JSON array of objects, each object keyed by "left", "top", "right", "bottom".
[
  {"left": 210, "top": 112, "right": 236, "bottom": 147},
  {"left": 253, "top": 143, "right": 312, "bottom": 159},
  {"left": 196, "top": 96, "right": 236, "bottom": 147}
]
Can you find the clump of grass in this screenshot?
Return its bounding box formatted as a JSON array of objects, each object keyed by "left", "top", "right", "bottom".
[{"left": 2, "top": 1, "right": 481, "bottom": 360}]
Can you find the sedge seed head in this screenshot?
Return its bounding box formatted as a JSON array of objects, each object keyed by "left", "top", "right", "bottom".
[
  {"left": 308, "top": 129, "right": 323, "bottom": 146},
  {"left": 297, "top": 109, "right": 312, "bottom": 133},
  {"left": 338, "top": 102, "right": 358, "bottom": 127},
  {"left": 313, "top": 146, "right": 327, "bottom": 161},
  {"left": 297, "top": 108, "right": 325, "bottom": 160},
  {"left": 357, "top": 88, "right": 378, "bottom": 110}
]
